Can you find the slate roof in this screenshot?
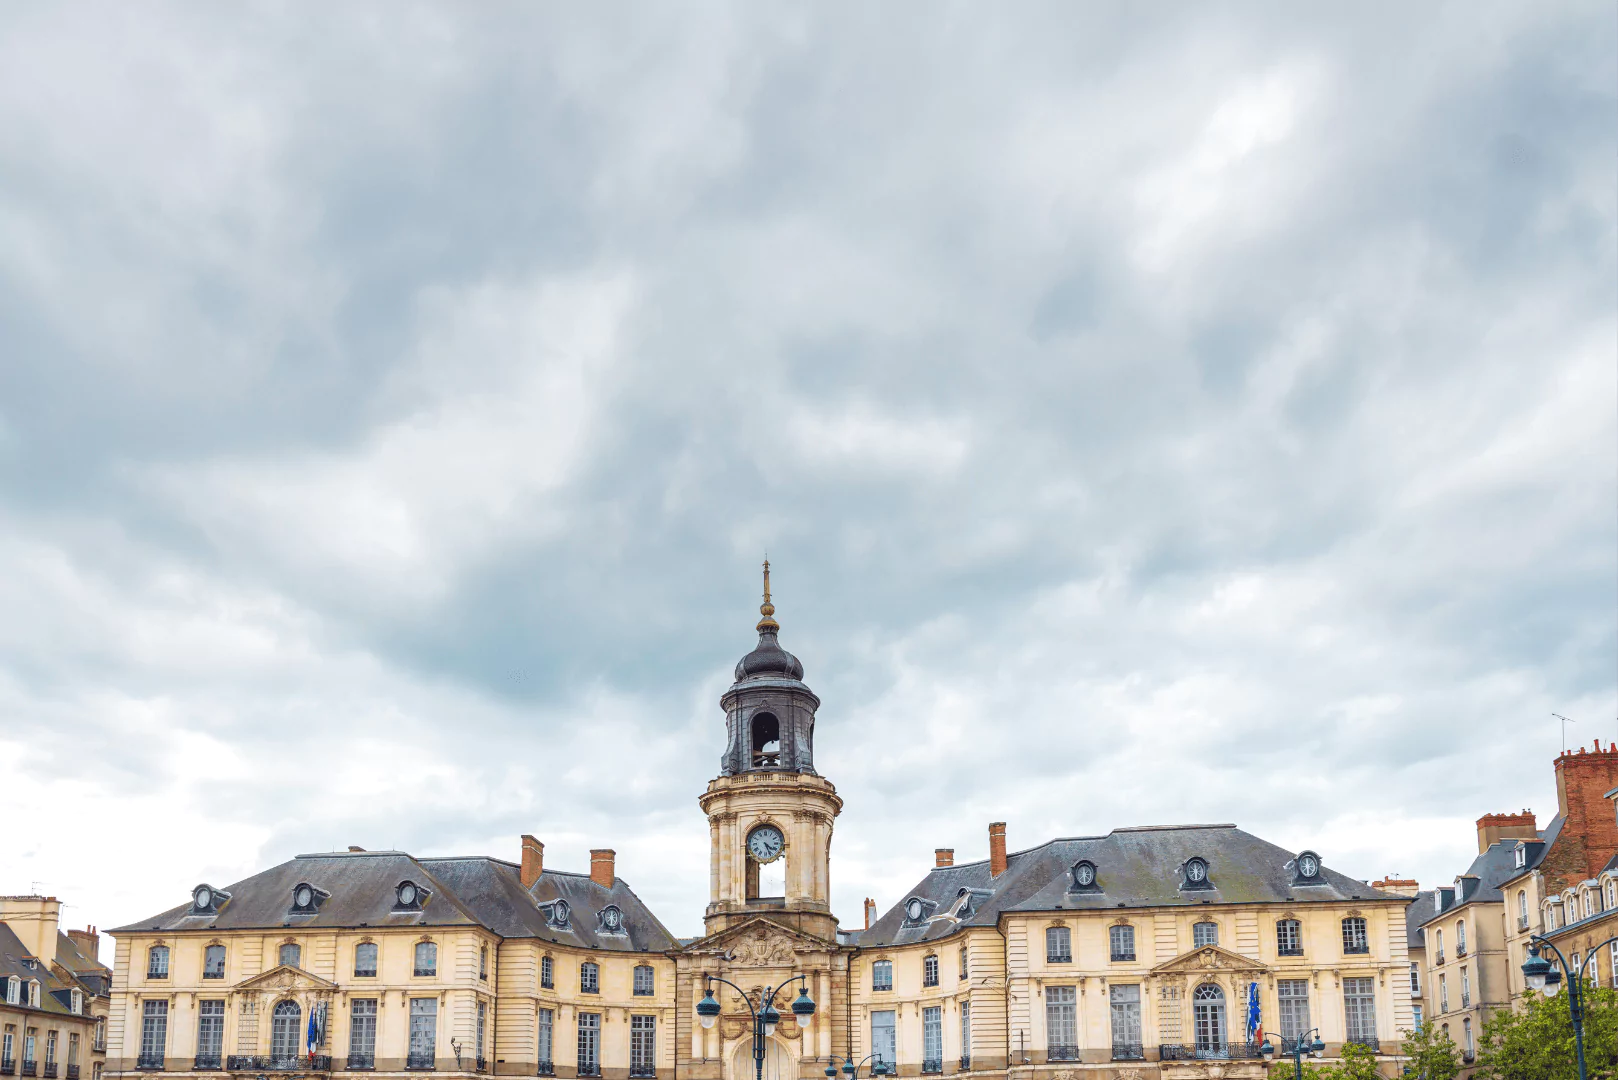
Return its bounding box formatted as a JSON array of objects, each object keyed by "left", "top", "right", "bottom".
[
  {"left": 1423, "top": 816, "right": 1562, "bottom": 928},
  {"left": 1405, "top": 891, "right": 1435, "bottom": 949},
  {"left": 111, "top": 850, "right": 679, "bottom": 953},
  {"left": 0, "top": 924, "right": 84, "bottom": 1018},
  {"left": 860, "top": 824, "right": 1397, "bottom": 947}
]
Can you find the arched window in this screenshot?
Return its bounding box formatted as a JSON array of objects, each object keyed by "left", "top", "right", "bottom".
[
  {"left": 871, "top": 960, "right": 893, "bottom": 992},
  {"left": 633, "top": 965, "right": 654, "bottom": 996},
  {"left": 1110, "top": 925, "right": 1136, "bottom": 962},
  {"left": 414, "top": 942, "right": 437, "bottom": 977},
  {"left": 1456, "top": 920, "right": 1467, "bottom": 956},
  {"left": 959, "top": 947, "right": 968, "bottom": 979},
  {"left": 147, "top": 945, "right": 169, "bottom": 979},
  {"left": 1193, "top": 921, "right": 1218, "bottom": 947},
  {"left": 1518, "top": 891, "right": 1528, "bottom": 924},
  {"left": 1192, "top": 984, "right": 1226, "bottom": 1051},
  {"left": 923, "top": 955, "right": 940, "bottom": 986},
  {"left": 1276, "top": 919, "right": 1302, "bottom": 956},
  {"left": 479, "top": 945, "right": 488, "bottom": 981},
  {"left": 270, "top": 1001, "right": 302, "bottom": 1064},
  {"left": 1341, "top": 917, "right": 1369, "bottom": 955},
  {"left": 751, "top": 712, "right": 781, "bottom": 768},
  {"left": 580, "top": 961, "right": 599, "bottom": 994},
  {"left": 203, "top": 944, "right": 226, "bottom": 979},
  {"left": 278, "top": 943, "right": 301, "bottom": 969},
  {"left": 540, "top": 955, "right": 554, "bottom": 990},
  {"left": 1435, "top": 928, "right": 1444, "bottom": 961},
  {"left": 1046, "top": 927, "right": 1071, "bottom": 963},
  {"left": 354, "top": 942, "right": 378, "bottom": 978}
]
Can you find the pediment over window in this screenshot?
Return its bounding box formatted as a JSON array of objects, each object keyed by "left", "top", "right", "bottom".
[
  {"left": 233, "top": 964, "right": 338, "bottom": 992},
  {"left": 1150, "top": 945, "right": 1270, "bottom": 977}
]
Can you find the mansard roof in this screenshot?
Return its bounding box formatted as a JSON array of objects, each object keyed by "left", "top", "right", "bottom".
[
  {"left": 0, "top": 924, "right": 83, "bottom": 1018},
  {"left": 1405, "top": 890, "right": 1436, "bottom": 948},
  {"left": 860, "top": 824, "right": 1398, "bottom": 947},
  {"left": 110, "top": 849, "right": 679, "bottom": 953},
  {"left": 1421, "top": 815, "right": 1560, "bottom": 929}
]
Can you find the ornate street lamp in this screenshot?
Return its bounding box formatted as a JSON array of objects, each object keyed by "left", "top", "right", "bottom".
[
  {"left": 1258, "top": 1029, "right": 1324, "bottom": 1080},
  {"left": 824, "top": 1054, "right": 889, "bottom": 1079},
  {"left": 1521, "top": 935, "right": 1616, "bottom": 1080},
  {"left": 696, "top": 975, "right": 817, "bottom": 1080}
]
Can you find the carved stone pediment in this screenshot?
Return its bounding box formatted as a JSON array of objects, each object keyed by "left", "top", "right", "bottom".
[
  {"left": 233, "top": 964, "right": 338, "bottom": 992},
  {"left": 683, "top": 917, "right": 833, "bottom": 966},
  {"left": 1150, "top": 945, "right": 1268, "bottom": 979}
]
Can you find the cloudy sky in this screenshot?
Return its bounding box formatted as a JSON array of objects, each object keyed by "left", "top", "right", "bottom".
[{"left": 2, "top": 3, "right": 1614, "bottom": 953}]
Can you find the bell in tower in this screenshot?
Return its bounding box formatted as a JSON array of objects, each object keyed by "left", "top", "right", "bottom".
[{"left": 720, "top": 560, "right": 818, "bottom": 776}]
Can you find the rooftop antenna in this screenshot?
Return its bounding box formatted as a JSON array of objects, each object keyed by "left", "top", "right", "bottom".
[{"left": 1554, "top": 713, "right": 1576, "bottom": 752}]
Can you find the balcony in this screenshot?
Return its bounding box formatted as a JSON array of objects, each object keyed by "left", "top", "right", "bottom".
[
  {"left": 193, "top": 1056, "right": 220, "bottom": 1072},
  {"left": 134, "top": 1055, "right": 161, "bottom": 1072},
  {"left": 224, "top": 1057, "right": 332, "bottom": 1073},
  {"left": 921, "top": 1060, "right": 942, "bottom": 1075},
  {"left": 535, "top": 1063, "right": 554, "bottom": 1078},
  {"left": 1110, "top": 953, "right": 1135, "bottom": 963},
  {"left": 1518, "top": 916, "right": 1530, "bottom": 932},
  {"left": 475, "top": 1059, "right": 487, "bottom": 1074},
  {"left": 1046, "top": 955, "right": 1071, "bottom": 966},
  {"left": 20, "top": 1063, "right": 35, "bottom": 1078},
  {"left": 1456, "top": 945, "right": 1467, "bottom": 959},
  {"left": 1277, "top": 948, "right": 1303, "bottom": 958},
  {"left": 958, "top": 1058, "right": 970, "bottom": 1072},
  {"left": 42, "top": 1065, "right": 56, "bottom": 1079},
  {"left": 0, "top": 1058, "right": 13, "bottom": 1077},
  {"left": 405, "top": 1053, "right": 435, "bottom": 1071},
  {"left": 1046, "top": 1046, "right": 1080, "bottom": 1062},
  {"left": 1462, "top": 1051, "right": 1475, "bottom": 1064},
  {"left": 1435, "top": 953, "right": 1445, "bottom": 966},
  {"left": 1159, "top": 1044, "right": 1267, "bottom": 1061},
  {"left": 1111, "top": 1044, "right": 1144, "bottom": 1062},
  {"left": 345, "top": 1057, "right": 374, "bottom": 1072},
  {"left": 577, "top": 1065, "right": 600, "bottom": 1078},
  {"left": 1345, "top": 1039, "right": 1380, "bottom": 1054},
  {"left": 1462, "top": 994, "right": 1471, "bottom": 1009},
  {"left": 629, "top": 1069, "right": 655, "bottom": 1079},
  {"left": 1343, "top": 945, "right": 1370, "bottom": 956}
]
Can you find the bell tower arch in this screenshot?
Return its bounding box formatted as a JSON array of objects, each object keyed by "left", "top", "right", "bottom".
[{"left": 700, "top": 562, "right": 842, "bottom": 941}]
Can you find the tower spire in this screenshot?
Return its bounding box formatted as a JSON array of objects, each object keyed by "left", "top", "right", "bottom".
[{"left": 757, "top": 558, "right": 778, "bottom": 633}]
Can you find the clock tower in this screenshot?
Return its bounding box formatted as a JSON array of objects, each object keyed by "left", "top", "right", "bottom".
[{"left": 699, "top": 562, "right": 842, "bottom": 941}]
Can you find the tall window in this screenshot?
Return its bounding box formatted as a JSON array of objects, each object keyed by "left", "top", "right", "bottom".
[
  {"left": 3, "top": 1028, "right": 13, "bottom": 1068},
  {"left": 139, "top": 1001, "right": 167, "bottom": 1067},
  {"left": 67, "top": 1034, "right": 78, "bottom": 1068},
  {"left": 960, "top": 1002, "right": 971, "bottom": 1065},
  {"left": 278, "top": 943, "right": 300, "bottom": 969},
  {"left": 196, "top": 1001, "right": 224, "bottom": 1066},
  {"left": 536, "top": 1009, "right": 553, "bottom": 1067},
  {"left": 408, "top": 999, "right": 437, "bottom": 1069},
  {"left": 1046, "top": 927, "right": 1071, "bottom": 964},
  {"left": 1341, "top": 917, "right": 1369, "bottom": 955},
  {"left": 1610, "top": 942, "right": 1618, "bottom": 988},
  {"left": 1518, "top": 891, "right": 1528, "bottom": 926},
  {"left": 270, "top": 1002, "right": 302, "bottom": 1064},
  {"left": 1278, "top": 981, "right": 1310, "bottom": 1048},
  {"left": 872, "top": 961, "right": 893, "bottom": 992},
  {"left": 26, "top": 984, "right": 37, "bottom": 1009},
  {"left": 94, "top": 1020, "right": 104, "bottom": 1052},
  {"left": 23, "top": 1030, "right": 35, "bottom": 1068},
  {"left": 1045, "top": 986, "right": 1077, "bottom": 1056},
  {"left": 1276, "top": 920, "right": 1302, "bottom": 956},
  {"left": 71, "top": 990, "right": 82, "bottom": 1015},
  {"left": 45, "top": 1032, "right": 56, "bottom": 1066},
  {"left": 349, "top": 1000, "right": 377, "bottom": 1067},
  {"left": 1343, "top": 978, "right": 1376, "bottom": 1046},
  {"left": 1193, "top": 922, "right": 1218, "bottom": 948},
  {"left": 1439, "top": 974, "right": 1449, "bottom": 1012},
  {"left": 959, "top": 948, "right": 968, "bottom": 980},
  {"left": 541, "top": 956, "right": 554, "bottom": 990},
  {"left": 634, "top": 966, "right": 655, "bottom": 996},
  {"left": 1456, "top": 921, "right": 1467, "bottom": 956},
  {"left": 1461, "top": 967, "right": 1470, "bottom": 1008},
  {"left": 147, "top": 946, "right": 169, "bottom": 979},
  {"left": 476, "top": 1003, "right": 487, "bottom": 1063},
  {"left": 1434, "top": 929, "right": 1444, "bottom": 960},
  {"left": 576, "top": 1012, "right": 600, "bottom": 1077},
  {"left": 580, "top": 962, "right": 599, "bottom": 994},
  {"left": 630, "top": 1016, "right": 655, "bottom": 1078},
  {"left": 1191, "top": 984, "right": 1226, "bottom": 1051},
  {"left": 923, "top": 955, "right": 940, "bottom": 986},
  {"left": 355, "top": 943, "right": 378, "bottom": 978},
  {"left": 414, "top": 942, "right": 437, "bottom": 977},
  {"left": 5, "top": 978, "right": 16, "bottom": 1004},
  {"left": 1410, "top": 962, "right": 1420, "bottom": 994},
  {"left": 870, "top": 1012, "right": 896, "bottom": 1071},
  {"left": 1412, "top": 1003, "right": 1423, "bottom": 1028},
  {"left": 202, "top": 945, "right": 225, "bottom": 980},
  {"left": 922, "top": 1007, "right": 942, "bottom": 1071},
  {"left": 1110, "top": 985, "right": 1141, "bottom": 1055},
  {"left": 1110, "top": 925, "right": 1135, "bottom": 962},
  {"left": 479, "top": 946, "right": 488, "bottom": 982},
  {"left": 1463, "top": 1018, "right": 1473, "bottom": 1058}
]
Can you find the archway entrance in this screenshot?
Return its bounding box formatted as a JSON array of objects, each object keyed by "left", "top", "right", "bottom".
[{"left": 727, "top": 1035, "right": 795, "bottom": 1080}]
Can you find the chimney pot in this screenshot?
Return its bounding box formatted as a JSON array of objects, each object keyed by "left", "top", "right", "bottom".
[
  {"left": 989, "top": 822, "right": 1008, "bottom": 878},
  {"left": 521, "top": 835, "right": 545, "bottom": 889},
  {"left": 590, "top": 848, "right": 616, "bottom": 890},
  {"left": 864, "top": 898, "right": 877, "bottom": 930},
  {"left": 935, "top": 848, "right": 954, "bottom": 868}
]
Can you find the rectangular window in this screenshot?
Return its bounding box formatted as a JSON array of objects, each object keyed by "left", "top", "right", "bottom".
[
  {"left": 349, "top": 1000, "right": 376, "bottom": 1067},
  {"left": 1342, "top": 917, "right": 1369, "bottom": 955},
  {"left": 4, "top": 981, "right": 15, "bottom": 1005},
  {"left": 140, "top": 1001, "right": 167, "bottom": 1067},
  {"left": 541, "top": 956, "right": 554, "bottom": 990},
  {"left": 23, "top": 1031, "right": 34, "bottom": 1067},
  {"left": 1461, "top": 967, "right": 1470, "bottom": 1008},
  {"left": 1278, "top": 980, "right": 1310, "bottom": 1047},
  {"left": 1045, "top": 986, "right": 1077, "bottom": 1057},
  {"left": 199, "top": 945, "right": 225, "bottom": 980},
  {"left": 408, "top": 998, "right": 437, "bottom": 1069},
  {"left": 959, "top": 948, "right": 968, "bottom": 980},
  {"left": 576, "top": 1013, "right": 600, "bottom": 1078},
  {"left": 476, "top": 1003, "right": 486, "bottom": 1062},
  {"left": 1457, "top": 921, "right": 1467, "bottom": 955},
  {"left": 922, "top": 1007, "right": 942, "bottom": 1072},
  {"left": 354, "top": 943, "right": 378, "bottom": 978},
  {"left": 1343, "top": 978, "right": 1376, "bottom": 1046},
  {"left": 1412, "top": 1003, "right": 1422, "bottom": 1028},
  {"left": 1463, "top": 1018, "right": 1473, "bottom": 1056},
  {"left": 197, "top": 1001, "right": 224, "bottom": 1065},
  {"left": 3, "top": 1030, "right": 13, "bottom": 1068},
  {"left": 1110, "top": 925, "right": 1136, "bottom": 962},
  {"left": 1046, "top": 927, "right": 1071, "bottom": 964},
  {"left": 634, "top": 966, "right": 654, "bottom": 996},
  {"left": 1193, "top": 922, "right": 1218, "bottom": 947},
  {"left": 630, "top": 1016, "right": 655, "bottom": 1078},
  {"left": 414, "top": 942, "right": 437, "bottom": 977},
  {"left": 581, "top": 963, "right": 599, "bottom": 995},
  {"left": 960, "top": 1002, "right": 970, "bottom": 1065},
  {"left": 870, "top": 1011, "right": 896, "bottom": 1070},
  {"left": 278, "top": 944, "right": 300, "bottom": 969},
  {"left": 45, "top": 1033, "right": 56, "bottom": 1066},
  {"left": 1439, "top": 974, "right": 1448, "bottom": 1012},
  {"left": 872, "top": 961, "right": 893, "bottom": 992},
  {"left": 1410, "top": 962, "right": 1420, "bottom": 995},
  {"left": 67, "top": 1035, "right": 78, "bottom": 1068},
  {"left": 1109, "top": 985, "right": 1141, "bottom": 1056},
  {"left": 147, "top": 948, "right": 169, "bottom": 979},
  {"left": 1276, "top": 920, "right": 1302, "bottom": 957},
  {"left": 923, "top": 955, "right": 940, "bottom": 986},
  {"left": 536, "top": 1009, "right": 553, "bottom": 1066}
]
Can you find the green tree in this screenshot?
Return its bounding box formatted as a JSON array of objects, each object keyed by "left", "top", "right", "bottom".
[
  {"left": 1402, "top": 1021, "right": 1460, "bottom": 1080},
  {"left": 1266, "top": 1042, "right": 1379, "bottom": 1080},
  {"left": 1474, "top": 987, "right": 1618, "bottom": 1080}
]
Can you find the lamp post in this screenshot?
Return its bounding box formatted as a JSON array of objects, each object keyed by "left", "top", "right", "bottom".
[
  {"left": 696, "top": 975, "right": 817, "bottom": 1080},
  {"left": 1521, "top": 933, "right": 1618, "bottom": 1080},
  {"left": 824, "top": 1054, "right": 889, "bottom": 1080},
  {"left": 1257, "top": 1029, "right": 1324, "bottom": 1080}
]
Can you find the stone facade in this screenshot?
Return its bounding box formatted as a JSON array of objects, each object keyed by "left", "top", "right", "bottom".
[{"left": 0, "top": 896, "right": 112, "bottom": 1080}]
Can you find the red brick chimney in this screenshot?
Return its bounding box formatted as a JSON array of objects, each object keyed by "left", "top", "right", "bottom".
[
  {"left": 989, "top": 822, "right": 1008, "bottom": 878},
  {"left": 935, "top": 848, "right": 955, "bottom": 868},
  {"left": 590, "top": 849, "right": 616, "bottom": 889},
  {"left": 1370, "top": 877, "right": 1420, "bottom": 897},
  {"left": 521, "top": 835, "right": 545, "bottom": 889},
  {"left": 1545, "top": 742, "right": 1618, "bottom": 890},
  {"left": 1476, "top": 812, "right": 1537, "bottom": 855},
  {"left": 864, "top": 898, "right": 877, "bottom": 929}
]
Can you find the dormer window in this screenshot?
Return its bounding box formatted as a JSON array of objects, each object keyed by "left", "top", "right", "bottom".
[
  {"left": 1293, "top": 851, "right": 1322, "bottom": 884},
  {"left": 191, "top": 884, "right": 230, "bottom": 915},
  {"left": 27, "top": 982, "right": 39, "bottom": 1008},
  {"left": 394, "top": 880, "right": 428, "bottom": 912},
  {"left": 1515, "top": 845, "right": 1527, "bottom": 869},
  {"left": 5, "top": 976, "right": 17, "bottom": 1004},
  {"left": 598, "top": 906, "right": 625, "bottom": 934},
  {"left": 902, "top": 897, "right": 937, "bottom": 925},
  {"left": 290, "top": 882, "right": 329, "bottom": 914},
  {"left": 546, "top": 900, "right": 571, "bottom": 931},
  {"left": 71, "top": 990, "right": 82, "bottom": 1015},
  {"left": 1181, "top": 858, "right": 1213, "bottom": 891},
  {"left": 1070, "top": 861, "right": 1100, "bottom": 892}
]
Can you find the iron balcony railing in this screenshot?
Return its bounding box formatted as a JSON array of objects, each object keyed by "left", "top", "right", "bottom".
[
  {"left": 577, "top": 1064, "right": 600, "bottom": 1078},
  {"left": 1046, "top": 1046, "right": 1080, "bottom": 1061},
  {"left": 1345, "top": 1038, "right": 1380, "bottom": 1054},
  {"left": 1110, "top": 952, "right": 1135, "bottom": 963},
  {"left": 1462, "top": 1050, "right": 1476, "bottom": 1063},
  {"left": 535, "top": 1062, "right": 555, "bottom": 1077},
  {"left": 41, "top": 1065, "right": 56, "bottom": 1079},
  {"left": 475, "top": 1059, "right": 487, "bottom": 1074},
  {"left": 405, "top": 1053, "right": 435, "bottom": 1071},
  {"left": 1111, "top": 1044, "right": 1145, "bottom": 1062},
  {"left": 1343, "top": 944, "right": 1370, "bottom": 955},
  {"left": 134, "top": 1055, "right": 160, "bottom": 1072},
  {"left": 1518, "top": 915, "right": 1530, "bottom": 932},
  {"left": 1277, "top": 947, "right": 1304, "bottom": 957},
  {"left": 629, "top": 1069, "right": 656, "bottom": 1079},
  {"left": 91, "top": 1041, "right": 104, "bottom": 1055},
  {"left": 958, "top": 1057, "right": 970, "bottom": 1071},
  {"left": 346, "top": 1056, "right": 374, "bottom": 1071},
  {"left": 1046, "top": 954, "right": 1071, "bottom": 965},
  {"left": 192, "top": 1057, "right": 220, "bottom": 1072},
  {"left": 1434, "top": 953, "right": 1445, "bottom": 966},
  {"left": 1159, "top": 1043, "right": 1267, "bottom": 1061},
  {"left": 413, "top": 969, "right": 436, "bottom": 978},
  {"left": 20, "top": 1063, "right": 35, "bottom": 1078},
  {"left": 64, "top": 1064, "right": 77, "bottom": 1079},
  {"left": 1456, "top": 944, "right": 1467, "bottom": 958},
  {"left": 1410, "top": 985, "right": 1422, "bottom": 997},
  {"left": 1462, "top": 993, "right": 1471, "bottom": 1008},
  {"left": 921, "top": 1059, "right": 942, "bottom": 1074},
  {"left": 0, "top": 1057, "right": 13, "bottom": 1076},
  {"left": 224, "top": 1057, "right": 332, "bottom": 1072}
]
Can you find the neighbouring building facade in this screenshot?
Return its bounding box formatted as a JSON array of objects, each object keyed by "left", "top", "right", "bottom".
[
  {"left": 0, "top": 896, "right": 112, "bottom": 1080},
  {"left": 107, "top": 567, "right": 1416, "bottom": 1080}
]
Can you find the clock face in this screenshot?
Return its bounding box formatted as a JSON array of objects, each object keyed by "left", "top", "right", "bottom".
[
  {"left": 295, "top": 885, "right": 313, "bottom": 908},
  {"left": 602, "top": 907, "right": 622, "bottom": 931},
  {"left": 399, "top": 883, "right": 417, "bottom": 906},
  {"left": 1186, "top": 860, "right": 1207, "bottom": 882},
  {"left": 1299, "top": 855, "right": 1319, "bottom": 878},
  {"left": 1075, "top": 863, "right": 1095, "bottom": 886},
  {"left": 195, "top": 887, "right": 212, "bottom": 909},
  {"left": 553, "top": 900, "right": 569, "bottom": 924},
  {"left": 905, "top": 898, "right": 925, "bottom": 922},
  {"left": 747, "top": 825, "right": 785, "bottom": 863}
]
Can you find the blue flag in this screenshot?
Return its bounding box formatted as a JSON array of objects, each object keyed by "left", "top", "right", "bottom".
[{"left": 1246, "top": 982, "right": 1261, "bottom": 1042}]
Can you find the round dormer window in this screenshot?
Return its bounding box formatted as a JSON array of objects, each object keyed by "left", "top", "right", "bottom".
[
  {"left": 194, "top": 886, "right": 212, "bottom": 910},
  {"left": 601, "top": 906, "right": 622, "bottom": 932},
  {"left": 553, "top": 900, "right": 570, "bottom": 925},
  {"left": 294, "top": 884, "right": 314, "bottom": 909},
  {"left": 1073, "top": 861, "right": 1096, "bottom": 887},
  {"left": 1185, "top": 858, "right": 1209, "bottom": 883},
  {"left": 905, "top": 898, "right": 926, "bottom": 922},
  {"left": 398, "top": 881, "right": 418, "bottom": 907},
  {"left": 1297, "top": 852, "right": 1321, "bottom": 879}
]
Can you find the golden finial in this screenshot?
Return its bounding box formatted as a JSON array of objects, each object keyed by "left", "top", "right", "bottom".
[{"left": 757, "top": 557, "right": 778, "bottom": 632}]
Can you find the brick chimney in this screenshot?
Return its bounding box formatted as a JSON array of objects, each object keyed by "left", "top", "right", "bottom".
[
  {"left": 935, "top": 848, "right": 954, "bottom": 868},
  {"left": 67, "top": 927, "right": 100, "bottom": 962},
  {"left": 1547, "top": 742, "right": 1618, "bottom": 889},
  {"left": 864, "top": 898, "right": 877, "bottom": 929},
  {"left": 590, "top": 849, "right": 616, "bottom": 889},
  {"left": 0, "top": 896, "right": 60, "bottom": 961},
  {"left": 521, "top": 835, "right": 545, "bottom": 889},
  {"left": 1370, "top": 877, "right": 1420, "bottom": 898},
  {"left": 989, "top": 822, "right": 1008, "bottom": 878},
  {"left": 1476, "top": 812, "right": 1537, "bottom": 854}
]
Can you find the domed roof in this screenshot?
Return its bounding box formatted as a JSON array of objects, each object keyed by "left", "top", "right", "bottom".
[{"left": 733, "top": 559, "right": 805, "bottom": 683}]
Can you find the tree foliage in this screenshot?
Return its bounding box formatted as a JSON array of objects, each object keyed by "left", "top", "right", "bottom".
[
  {"left": 1474, "top": 986, "right": 1618, "bottom": 1080},
  {"left": 1402, "top": 1021, "right": 1460, "bottom": 1080},
  {"left": 1266, "top": 1042, "right": 1380, "bottom": 1080}
]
